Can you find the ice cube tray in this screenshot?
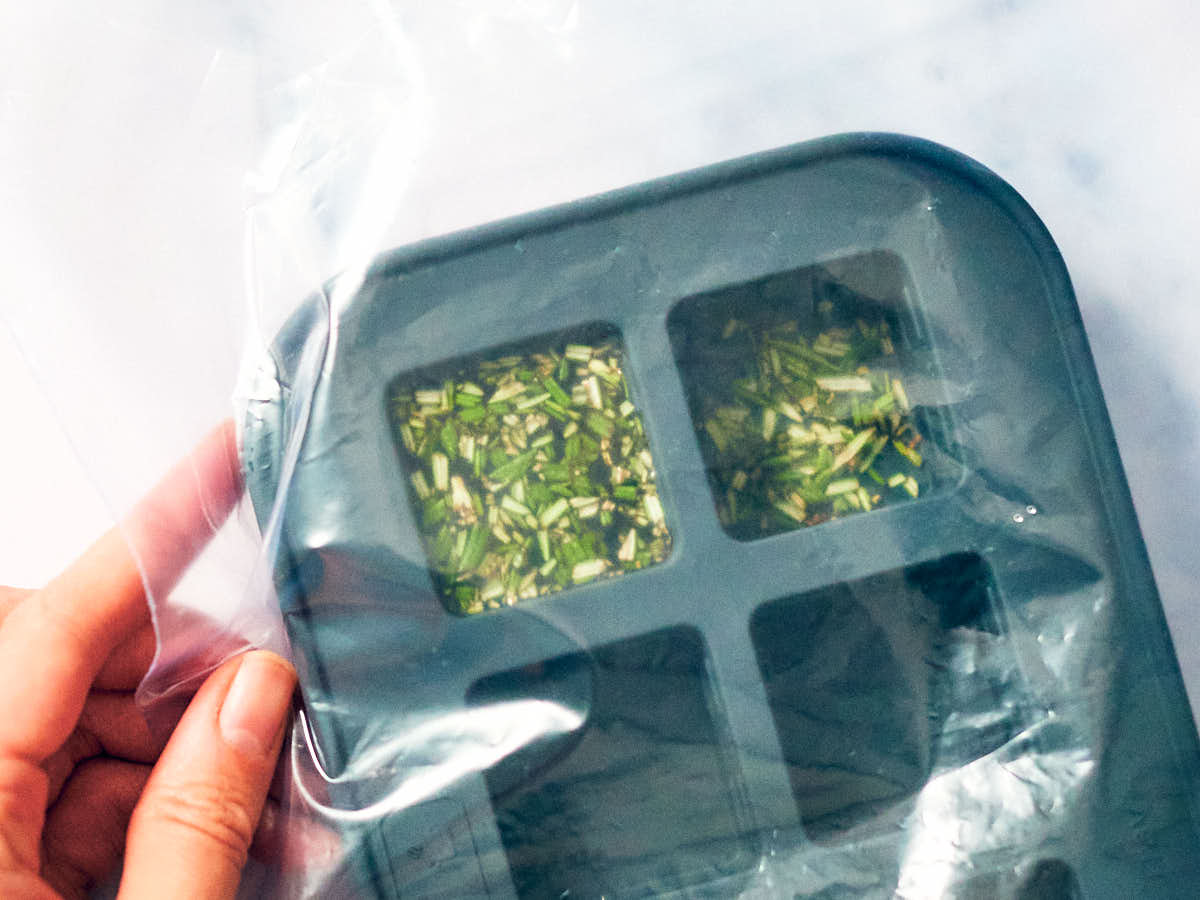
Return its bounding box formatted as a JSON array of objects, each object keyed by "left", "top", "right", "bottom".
[{"left": 241, "top": 134, "right": 1200, "bottom": 899}]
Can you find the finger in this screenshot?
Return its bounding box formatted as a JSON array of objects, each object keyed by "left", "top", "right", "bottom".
[
  {"left": 4, "top": 588, "right": 158, "bottom": 693},
  {"left": 103, "top": 602, "right": 248, "bottom": 697},
  {"left": 1, "top": 602, "right": 155, "bottom": 694},
  {"left": 1, "top": 583, "right": 157, "bottom": 693},
  {"left": 251, "top": 739, "right": 341, "bottom": 871},
  {"left": 43, "top": 692, "right": 170, "bottom": 805},
  {"left": 119, "top": 418, "right": 243, "bottom": 604},
  {"left": 40, "top": 758, "right": 149, "bottom": 900},
  {"left": 93, "top": 624, "right": 158, "bottom": 692},
  {"left": 120, "top": 651, "right": 296, "bottom": 900},
  {"left": 4, "top": 589, "right": 163, "bottom": 694},
  {"left": 0, "top": 870, "right": 58, "bottom": 899},
  {"left": 0, "top": 421, "right": 241, "bottom": 766},
  {"left": 250, "top": 796, "right": 341, "bottom": 872},
  {"left": 0, "top": 587, "right": 34, "bottom": 621},
  {"left": 137, "top": 604, "right": 256, "bottom": 705}
]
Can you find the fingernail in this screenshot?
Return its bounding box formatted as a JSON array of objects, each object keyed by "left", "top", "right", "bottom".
[{"left": 219, "top": 651, "right": 297, "bottom": 757}]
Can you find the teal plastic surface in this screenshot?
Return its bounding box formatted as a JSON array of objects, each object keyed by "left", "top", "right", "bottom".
[{"left": 242, "top": 134, "right": 1200, "bottom": 898}]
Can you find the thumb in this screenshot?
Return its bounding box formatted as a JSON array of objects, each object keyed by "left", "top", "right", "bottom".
[{"left": 119, "top": 651, "right": 297, "bottom": 900}]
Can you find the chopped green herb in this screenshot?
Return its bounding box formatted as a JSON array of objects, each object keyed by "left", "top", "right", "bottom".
[
  {"left": 488, "top": 380, "right": 527, "bottom": 405},
  {"left": 694, "top": 313, "right": 929, "bottom": 536},
  {"left": 825, "top": 478, "right": 861, "bottom": 497},
  {"left": 815, "top": 375, "right": 873, "bottom": 393},
  {"left": 585, "top": 411, "right": 614, "bottom": 439},
  {"left": 831, "top": 427, "right": 875, "bottom": 473},
  {"left": 572, "top": 559, "right": 607, "bottom": 583},
  {"left": 539, "top": 497, "right": 570, "bottom": 527},
  {"left": 415, "top": 388, "right": 444, "bottom": 407},
  {"left": 410, "top": 470, "right": 430, "bottom": 499},
  {"left": 893, "top": 439, "right": 923, "bottom": 467},
  {"left": 431, "top": 453, "right": 449, "bottom": 491},
  {"left": 390, "top": 334, "right": 671, "bottom": 613},
  {"left": 564, "top": 344, "right": 593, "bottom": 362}
]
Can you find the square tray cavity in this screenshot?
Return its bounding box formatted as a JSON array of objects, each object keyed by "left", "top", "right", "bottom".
[
  {"left": 387, "top": 322, "right": 672, "bottom": 616},
  {"left": 467, "top": 627, "right": 754, "bottom": 898},
  {"left": 751, "top": 553, "right": 1028, "bottom": 844},
  {"left": 668, "top": 250, "right": 960, "bottom": 540}
]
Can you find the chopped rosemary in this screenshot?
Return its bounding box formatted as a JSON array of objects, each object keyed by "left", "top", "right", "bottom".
[
  {"left": 390, "top": 334, "right": 671, "bottom": 614},
  {"left": 694, "top": 314, "right": 930, "bottom": 536}
]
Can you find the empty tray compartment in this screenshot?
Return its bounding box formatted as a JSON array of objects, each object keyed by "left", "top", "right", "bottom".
[
  {"left": 751, "top": 553, "right": 1032, "bottom": 844},
  {"left": 466, "top": 626, "right": 756, "bottom": 898}
]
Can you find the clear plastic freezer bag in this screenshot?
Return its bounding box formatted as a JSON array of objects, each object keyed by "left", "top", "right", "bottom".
[{"left": 236, "top": 136, "right": 1200, "bottom": 898}]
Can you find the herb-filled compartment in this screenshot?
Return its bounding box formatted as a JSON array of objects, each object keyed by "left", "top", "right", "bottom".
[
  {"left": 388, "top": 323, "right": 673, "bottom": 615},
  {"left": 668, "top": 251, "right": 959, "bottom": 541}
]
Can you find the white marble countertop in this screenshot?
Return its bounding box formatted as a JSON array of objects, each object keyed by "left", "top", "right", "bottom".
[{"left": 3, "top": 1, "right": 1199, "bottom": 723}]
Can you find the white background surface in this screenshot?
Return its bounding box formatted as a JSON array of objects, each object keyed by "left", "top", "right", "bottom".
[{"left": 2, "top": 1, "right": 1199, "bottom": 720}]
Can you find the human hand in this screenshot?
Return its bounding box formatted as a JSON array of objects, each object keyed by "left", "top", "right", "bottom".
[{"left": 0, "top": 421, "right": 297, "bottom": 899}]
